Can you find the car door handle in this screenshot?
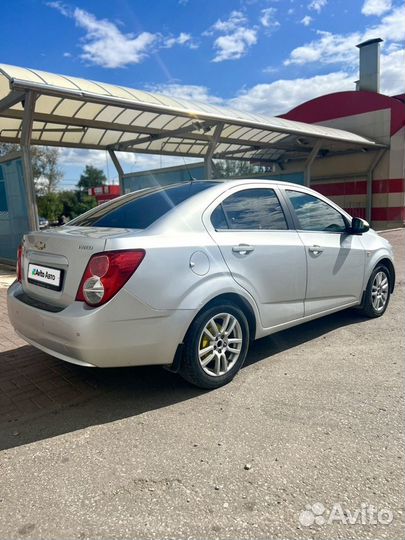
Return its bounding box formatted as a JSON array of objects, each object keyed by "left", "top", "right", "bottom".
[
  {"left": 232, "top": 244, "right": 255, "bottom": 255},
  {"left": 308, "top": 245, "right": 324, "bottom": 255}
]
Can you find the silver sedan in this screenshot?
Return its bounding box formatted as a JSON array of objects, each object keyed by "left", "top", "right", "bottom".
[{"left": 7, "top": 180, "right": 395, "bottom": 388}]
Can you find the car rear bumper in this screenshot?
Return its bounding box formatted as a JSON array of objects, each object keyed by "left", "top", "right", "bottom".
[{"left": 7, "top": 282, "right": 194, "bottom": 368}]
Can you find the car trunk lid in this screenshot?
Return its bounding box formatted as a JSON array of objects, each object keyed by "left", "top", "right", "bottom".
[{"left": 22, "top": 226, "right": 133, "bottom": 308}]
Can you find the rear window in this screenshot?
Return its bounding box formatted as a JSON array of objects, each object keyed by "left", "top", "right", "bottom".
[
  {"left": 211, "top": 188, "right": 288, "bottom": 230},
  {"left": 70, "top": 182, "right": 217, "bottom": 229}
]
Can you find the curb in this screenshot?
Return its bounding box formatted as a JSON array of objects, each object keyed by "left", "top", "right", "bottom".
[{"left": 378, "top": 228, "right": 405, "bottom": 233}]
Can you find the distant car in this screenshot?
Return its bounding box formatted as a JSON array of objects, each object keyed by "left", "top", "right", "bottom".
[
  {"left": 8, "top": 180, "right": 395, "bottom": 389},
  {"left": 38, "top": 217, "right": 49, "bottom": 229}
]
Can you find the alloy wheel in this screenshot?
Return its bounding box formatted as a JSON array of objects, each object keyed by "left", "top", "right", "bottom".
[
  {"left": 371, "top": 271, "right": 389, "bottom": 312},
  {"left": 198, "top": 313, "right": 243, "bottom": 377}
]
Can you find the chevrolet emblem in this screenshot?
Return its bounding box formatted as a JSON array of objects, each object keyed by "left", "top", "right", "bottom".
[{"left": 34, "top": 240, "right": 46, "bottom": 251}]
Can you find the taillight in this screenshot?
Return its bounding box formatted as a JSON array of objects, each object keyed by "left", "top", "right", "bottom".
[
  {"left": 17, "top": 245, "right": 23, "bottom": 282},
  {"left": 76, "top": 250, "right": 145, "bottom": 307}
]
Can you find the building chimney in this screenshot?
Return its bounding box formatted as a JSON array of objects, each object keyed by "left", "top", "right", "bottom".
[{"left": 356, "top": 38, "right": 383, "bottom": 93}]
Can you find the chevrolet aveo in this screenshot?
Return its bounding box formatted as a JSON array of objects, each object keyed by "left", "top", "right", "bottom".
[{"left": 7, "top": 180, "right": 395, "bottom": 389}]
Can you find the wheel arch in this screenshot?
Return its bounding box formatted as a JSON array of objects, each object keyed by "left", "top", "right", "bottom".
[
  {"left": 169, "top": 292, "right": 257, "bottom": 375},
  {"left": 200, "top": 292, "right": 257, "bottom": 341},
  {"left": 180, "top": 291, "right": 257, "bottom": 345},
  {"left": 375, "top": 257, "right": 396, "bottom": 293},
  {"left": 364, "top": 250, "right": 396, "bottom": 294}
]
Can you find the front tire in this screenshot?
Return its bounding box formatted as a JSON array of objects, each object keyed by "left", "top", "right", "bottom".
[
  {"left": 359, "top": 264, "right": 391, "bottom": 318},
  {"left": 180, "top": 303, "right": 250, "bottom": 389}
]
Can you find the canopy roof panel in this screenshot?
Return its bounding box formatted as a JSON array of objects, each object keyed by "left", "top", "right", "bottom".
[{"left": 0, "top": 63, "right": 384, "bottom": 163}]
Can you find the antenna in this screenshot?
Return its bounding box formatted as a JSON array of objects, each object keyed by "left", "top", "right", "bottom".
[{"left": 181, "top": 155, "right": 197, "bottom": 182}]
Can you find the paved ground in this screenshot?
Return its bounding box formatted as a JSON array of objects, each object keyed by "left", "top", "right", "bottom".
[
  {"left": 0, "top": 230, "right": 404, "bottom": 540},
  {"left": 0, "top": 263, "right": 15, "bottom": 289}
]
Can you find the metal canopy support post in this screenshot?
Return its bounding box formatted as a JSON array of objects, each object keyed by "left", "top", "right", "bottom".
[
  {"left": 204, "top": 156, "right": 213, "bottom": 180},
  {"left": 211, "top": 160, "right": 221, "bottom": 178},
  {"left": 366, "top": 148, "right": 386, "bottom": 223},
  {"left": 20, "top": 90, "right": 39, "bottom": 231},
  {"left": 0, "top": 91, "right": 25, "bottom": 113},
  {"left": 204, "top": 123, "right": 223, "bottom": 179},
  {"left": 303, "top": 140, "right": 322, "bottom": 187},
  {"left": 108, "top": 149, "right": 125, "bottom": 193}
]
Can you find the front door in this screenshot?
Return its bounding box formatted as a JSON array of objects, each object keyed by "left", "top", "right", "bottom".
[{"left": 284, "top": 189, "right": 366, "bottom": 316}]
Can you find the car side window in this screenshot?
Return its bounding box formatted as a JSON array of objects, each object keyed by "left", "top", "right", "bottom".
[
  {"left": 211, "top": 204, "right": 229, "bottom": 229},
  {"left": 211, "top": 188, "right": 288, "bottom": 230},
  {"left": 286, "top": 190, "right": 347, "bottom": 233}
]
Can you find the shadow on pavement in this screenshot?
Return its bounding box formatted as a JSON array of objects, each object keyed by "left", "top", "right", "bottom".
[
  {"left": 245, "top": 307, "right": 369, "bottom": 367},
  {"left": 0, "top": 308, "right": 368, "bottom": 451}
]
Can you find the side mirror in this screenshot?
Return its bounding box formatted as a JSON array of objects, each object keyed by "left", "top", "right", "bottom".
[{"left": 350, "top": 217, "right": 370, "bottom": 235}]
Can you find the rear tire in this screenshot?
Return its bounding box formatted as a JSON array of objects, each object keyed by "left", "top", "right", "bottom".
[
  {"left": 359, "top": 264, "right": 391, "bottom": 318},
  {"left": 180, "top": 303, "right": 249, "bottom": 389}
]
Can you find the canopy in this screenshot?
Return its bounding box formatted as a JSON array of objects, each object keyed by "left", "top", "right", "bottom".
[{"left": 0, "top": 63, "right": 384, "bottom": 165}]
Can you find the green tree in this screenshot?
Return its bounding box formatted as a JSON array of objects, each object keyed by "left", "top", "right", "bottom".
[
  {"left": 0, "top": 144, "right": 63, "bottom": 194},
  {"left": 58, "top": 190, "right": 79, "bottom": 219},
  {"left": 58, "top": 190, "right": 97, "bottom": 220},
  {"left": 74, "top": 192, "right": 98, "bottom": 217},
  {"left": 34, "top": 147, "right": 63, "bottom": 195},
  {"left": 214, "top": 159, "right": 270, "bottom": 179},
  {"left": 37, "top": 193, "right": 63, "bottom": 223},
  {"left": 0, "top": 143, "right": 19, "bottom": 157},
  {"left": 77, "top": 165, "right": 107, "bottom": 191}
]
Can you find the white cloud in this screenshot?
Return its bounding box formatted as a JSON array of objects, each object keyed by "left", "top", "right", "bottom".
[
  {"left": 48, "top": 5, "right": 198, "bottom": 68},
  {"left": 285, "top": 5, "right": 405, "bottom": 66},
  {"left": 46, "top": 1, "right": 71, "bottom": 17},
  {"left": 365, "top": 4, "right": 405, "bottom": 42},
  {"left": 163, "top": 32, "right": 197, "bottom": 49},
  {"left": 380, "top": 46, "right": 405, "bottom": 95},
  {"left": 57, "top": 149, "right": 105, "bottom": 169},
  {"left": 211, "top": 10, "right": 247, "bottom": 33},
  {"left": 72, "top": 8, "right": 157, "bottom": 68},
  {"left": 301, "top": 15, "right": 313, "bottom": 26},
  {"left": 58, "top": 148, "right": 200, "bottom": 186},
  {"left": 285, "top": 30, "right": 361, "bottom": 66},
  {"left": 362, "top": 0, "right": 392, "bottom": 16},
  {"left": 308, "top": 0, "right": 327, "bottom": 13},
  {"left": 145, "top": 83, "right": 224, "bottom": 105},
  {"left": 206, "top": 11, "right": 258, "bottom": 62},
  {"left": 260, "top": 8, "right": 280, "bottom": 31},
  {"left": 148, "top": 44, "right": 404, "bottom": 118},
  {"left": 230, "top": 72, "right": 354, "bottom": 116},
  {"left": 231, "top": 44, "right": 404, "bottom": 117},
  {"left": 213, "top": 28, "right": 258, "bottom": 62}
]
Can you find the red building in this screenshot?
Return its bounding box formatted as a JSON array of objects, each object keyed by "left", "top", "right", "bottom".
[
  {"left": 280, "top": 39, "right": 405, "bottom": 230},
  {"left": 282, "top": 90, "right": 405, "bottom": 229},
  {"left": 88, "top": 185, "right": 121, "bottom": 205}
]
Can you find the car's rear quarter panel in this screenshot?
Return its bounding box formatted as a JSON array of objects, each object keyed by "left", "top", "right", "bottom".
[{"left": 106, "top": 231, "right": 251, "bottom": 311}]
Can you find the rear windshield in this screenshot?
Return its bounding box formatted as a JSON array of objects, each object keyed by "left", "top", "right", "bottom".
[{"left": 70, "top": 182, "right": 217, "bottom": 229}]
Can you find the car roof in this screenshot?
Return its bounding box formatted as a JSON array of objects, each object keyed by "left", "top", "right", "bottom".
[{"left": 162, "top": 178, "right": 314, "bottom": 191}]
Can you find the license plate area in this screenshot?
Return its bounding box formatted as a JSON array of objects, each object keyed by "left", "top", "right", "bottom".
[{"left": 28, "top": 263, "right": 63, "bottom": 291}]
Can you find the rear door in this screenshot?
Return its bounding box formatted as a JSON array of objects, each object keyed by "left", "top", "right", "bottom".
[
  {"left": 283, "top": 188, "right": 366, "bottom": 316},
  {"left": 205, "top": 186, "right": 307, "bottom": 330}
]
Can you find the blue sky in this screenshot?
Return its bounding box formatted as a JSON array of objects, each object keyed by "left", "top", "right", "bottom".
[{"left": 1, "top": 0, "right": 404, "bottom": 188}]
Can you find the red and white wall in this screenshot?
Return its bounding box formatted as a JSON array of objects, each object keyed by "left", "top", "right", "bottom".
[
  {"left": 88, "top": 184, "right": 121, "bottom": 205},
  {"left": 282, "top": 91, "right": 405, "bottom": 230}
]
